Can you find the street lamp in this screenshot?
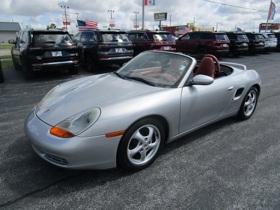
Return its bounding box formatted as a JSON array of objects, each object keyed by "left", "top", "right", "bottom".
[
  {"left": 133, "top": 11, "right": 139, "bottom": 30},
  {"left": 60, "top": 5, "right": 69, "bottom": 31},
  {"left": 108, "top": 10, "right": 115, "bottom": 29}
]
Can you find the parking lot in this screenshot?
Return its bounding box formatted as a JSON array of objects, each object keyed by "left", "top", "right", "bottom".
[{"left": 1, "top": 52, "right": 280, "bottom": 209}]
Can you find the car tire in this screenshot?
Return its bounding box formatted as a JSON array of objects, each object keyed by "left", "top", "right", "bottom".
[
  {"left": 69, "top": 66, "right": 79, "bottom": 75},
  {"left": 21, "top": 59, "right": 34, "bottom": 80},
  {"left": 85, "top": 54, "right": 97, "bottom": 72},
  {"left": 237, "top": 87, "right": 259, "bottom": 120},
  {"left": 0, "top": 61, "right": 4, "bottom": 83},
  {"left": 12, "top": 56, "right": 20, "bottom": 71},
  {"left": 117, "top": 118, "right": 165, "bottom": 170}
]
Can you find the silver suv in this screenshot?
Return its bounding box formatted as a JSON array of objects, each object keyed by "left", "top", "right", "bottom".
[{"left": 261, "top": 32, "right": 277, "bottom": 52}]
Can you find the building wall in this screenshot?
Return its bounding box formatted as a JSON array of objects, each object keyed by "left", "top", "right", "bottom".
[{"left": 0, "top": 31, "right": 17, "bottom": 43}]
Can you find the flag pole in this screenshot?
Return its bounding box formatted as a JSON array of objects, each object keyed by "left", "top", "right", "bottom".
[
  {"left": 142, "top": 0, "right": 145, "bottom": 29},
  {"left": 266, "top": 0, "right": 273, "bottom": 32}
]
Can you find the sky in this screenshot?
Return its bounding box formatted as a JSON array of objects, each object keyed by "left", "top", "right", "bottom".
[{"left": 0, "top": 0, "right": 279, "bottom": 34}]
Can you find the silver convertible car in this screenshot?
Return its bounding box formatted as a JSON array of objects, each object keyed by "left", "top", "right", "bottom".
[{"left": 24, "top": 51, "right": 261, "bottom": 170}]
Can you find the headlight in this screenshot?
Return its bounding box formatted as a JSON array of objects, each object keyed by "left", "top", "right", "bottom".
[{"left": 50, "top": 108, "right": 101, "bottom": 138}]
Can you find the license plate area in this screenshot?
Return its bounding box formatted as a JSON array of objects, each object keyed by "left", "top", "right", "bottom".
[{"left": 52, "top": 51, "right": 62, "bottom": 56}]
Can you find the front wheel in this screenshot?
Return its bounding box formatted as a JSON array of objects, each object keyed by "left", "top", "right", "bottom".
[
  {"left": 117, "top": 118, "right": 165, "bottom": 170},
  {"left": 237, "top": 87, "right": 259, "bottom": 120}
]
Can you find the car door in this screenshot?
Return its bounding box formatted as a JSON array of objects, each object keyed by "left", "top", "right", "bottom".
[{"left": 179, "top": 76, "right": 236, "bottom": 133}]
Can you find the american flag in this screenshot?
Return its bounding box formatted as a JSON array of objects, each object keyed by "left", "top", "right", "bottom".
[
  {"left": 178, "top": 25, "right": 191, "bottom": 35},
  {"left": 77, "top": 19, "right": 98, "bottom": 31}
]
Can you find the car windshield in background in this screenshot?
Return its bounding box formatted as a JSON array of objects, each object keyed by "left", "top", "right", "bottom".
[
  {"left": 33, "top": 33, "right": 74, "bottom": 45},
  {"left": 255, "top": 34, "right": 264, "bottom": 39},
  {"left": 153, "top": 33, "right": 174, "bottom": 41},
  {"left": 116, "top": 51, "right": 192, "bottom": 87},
  {"left": 267, "top": 34, "right": 276, "bottom": 38},
  {"left": 237, "top": 34, "right": 248, "bottom": 40},
  {"left": 101, "top": 33, "right": 130, "bottom": 42},
  {"left": 216, "top": 34, "right": 229, "bottom": 41}
]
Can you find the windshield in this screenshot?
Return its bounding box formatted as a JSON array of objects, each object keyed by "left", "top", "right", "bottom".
[
  {"left": 101, "top": 33, "right": 130, "bottom": 42},
  {"left": 116, "top": 51, "right": 192, "bottom": 87},
  {"left": 33, "top": 33, "right": 74, "bottom": 46},
  {"left": 153, "top": 33, "right": 174, "bottom": 41},
  {"left": 237, "top": 34, "right": 248, "bottom": 41}
]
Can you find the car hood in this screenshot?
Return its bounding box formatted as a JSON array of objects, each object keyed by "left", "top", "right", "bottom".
[{"left": 36, "top": 73, "right": 163, "bottom": 125}]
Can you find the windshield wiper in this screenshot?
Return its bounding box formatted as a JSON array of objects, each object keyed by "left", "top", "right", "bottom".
[
  {"left": 112, "top": 71, "right": 125, "bottom": 79},
  {"left": 125, "top": 76, "right": 155, "bottom": 86}
]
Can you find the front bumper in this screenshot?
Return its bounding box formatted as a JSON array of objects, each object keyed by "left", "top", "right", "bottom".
[{"left": 24, "top": 110, "right": 121, "bottom": 170}]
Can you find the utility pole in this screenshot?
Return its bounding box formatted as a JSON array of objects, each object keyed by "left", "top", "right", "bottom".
[
  {"left": 60, "top": 5, "right": 69, "bottom": 31},
  {"left": 133, "top": 11, "right": 139, "bottom": 30},
  {"left": 75, "top": 13, "right": 79, "bottom": 20},
  {"left": 108, "top": 10, "right": 115, "bottom": 29}
]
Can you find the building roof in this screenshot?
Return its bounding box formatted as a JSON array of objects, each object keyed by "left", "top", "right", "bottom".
[{"left": 0, "top": 22, "right": 21, "bottom": 32}]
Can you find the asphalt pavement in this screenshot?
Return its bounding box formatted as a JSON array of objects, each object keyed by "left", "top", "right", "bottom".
[{"left": 0, "top": 52, "right": 280, "bottom": 209}]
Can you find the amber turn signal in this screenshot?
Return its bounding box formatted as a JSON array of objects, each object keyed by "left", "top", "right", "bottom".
[
  {"left": 105, "top": 130, "right": 125, "bottom": 138},
  {"left": 50, "top": 126, "right": 75, "bottom": 138}
]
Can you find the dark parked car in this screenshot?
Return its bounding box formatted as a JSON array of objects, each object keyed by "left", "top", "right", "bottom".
[
  {"left": 274, "top": 32, "right": 280, "bottom": 50},
  {"left": 226, "top": 32, "right": 249, "bottom": 56},
  {"left": 245, "top": 33, "right": 265, "bottom": 54},
  {"left": 176, "top": 31, "right": 230, "bottom": 59},
  {"left": 127, "top": 30, "right": 176, "bottom": 56},
  {"left": 73, "top": 30, "right": 134, "bottom": 72},
  {"left": 9, "top": 29, "right": 79, "bottom": 79}
]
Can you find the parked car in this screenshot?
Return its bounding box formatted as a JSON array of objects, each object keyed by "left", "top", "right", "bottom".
[
  {"left": 261, "top": 32, "right": 277, "bottom": 52},
  {"left": 9, "top": 29, "right": 79, "bottom": 79},
  {"left": 225, "top": 32, "right": 249, "bottom": 56},
  {"left": 274, "top": 32, "right": 280, "bottom": 50},
  {"left": 245, "top": 33, "right": 265, "bottom": 54},
  {"left": 73, "top": 29, "right": 134, "bottom": 72},
  {"left": 24, "top": 51, "right": 261, "bottom": 171},
  {"left": 127, "top": 30, "right": 176, "bottom": 56},
  {"left": 176, "top": 31, "right": 230, "bottom": 59}
]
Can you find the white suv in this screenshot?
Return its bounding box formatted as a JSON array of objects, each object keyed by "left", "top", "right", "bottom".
[{"left": 261, "top": 32, "right": 277, "bottom": 52}]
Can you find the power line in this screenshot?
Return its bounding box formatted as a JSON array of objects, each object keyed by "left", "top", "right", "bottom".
[{"left": 203, "top": 0, "right": 268, "bottom": 12}]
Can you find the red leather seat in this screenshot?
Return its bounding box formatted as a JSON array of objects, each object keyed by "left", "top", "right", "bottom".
[{"left": 194, "top": 57, "right": 215, "bottom": 78}]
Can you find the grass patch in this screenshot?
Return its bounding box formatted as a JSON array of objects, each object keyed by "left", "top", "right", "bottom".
[
  {"left": 0, "top": 55, "right": 13, "bottom": 69},
  {"left": 0, "top": 44, "right": 12, "bottom": 50}
]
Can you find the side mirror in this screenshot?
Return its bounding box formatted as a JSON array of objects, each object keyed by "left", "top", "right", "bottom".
[
  {"left": 191, "top": 74, "right": 214, "bottom": 85},
  {"left": 8, "top": 39, "right": 16, "bottom": 45}
]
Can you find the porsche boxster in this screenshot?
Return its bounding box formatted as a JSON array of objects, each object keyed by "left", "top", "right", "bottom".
[{"left": 24, "top": 51, "right": 261, "bottom": 170}]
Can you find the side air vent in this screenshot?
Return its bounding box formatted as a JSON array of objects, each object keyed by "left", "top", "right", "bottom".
[{"left": 233, "top": 88, "right": 244, "bottom": 100}]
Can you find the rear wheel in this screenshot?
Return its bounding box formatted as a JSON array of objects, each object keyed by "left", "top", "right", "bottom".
[
  {"left": 237, "top": 87, "right": 259, "bottom": 120},
  {"left": 117, "top": 118, "right": 165, "bottom": 170},
  {"left": 12, "top": 56, "right": 20, "bottom": 71},
  {"left": 21, "top": 59, "right": 34, "bottom": 80}
]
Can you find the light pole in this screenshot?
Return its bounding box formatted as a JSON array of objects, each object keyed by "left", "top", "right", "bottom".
[
  {"left": 169, "top": 14, "right": 172, "bottom": 27},
  {"left": 60, "top": 5, "right": 69, "bottom": 31},
  {"left": 133, "top": 11, "right": 139, "bottom": 30},
  {"left": 75, "top": 12, "right": 79, "bottom": 20},
  {"left": 108, "top": 10, "right": 115, "bottom": 29}
]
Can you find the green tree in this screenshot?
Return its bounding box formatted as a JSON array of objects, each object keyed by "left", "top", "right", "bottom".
[{"left": 47, "top": 23, "right": 56, "bottom": 30}]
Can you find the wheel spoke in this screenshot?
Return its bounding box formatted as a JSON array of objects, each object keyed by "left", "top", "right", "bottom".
[
  {"left": 133, "top": 130, "right": 146, "bottom": 144},
  {"left": 128, "top": 144, "right": 142, "bottom": 158}
]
